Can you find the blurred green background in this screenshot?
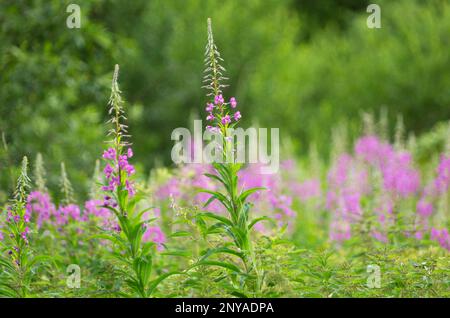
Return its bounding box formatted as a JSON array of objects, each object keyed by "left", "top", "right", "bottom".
[{"left": 1, "top": 0, "right": 450, "bottom": 199}]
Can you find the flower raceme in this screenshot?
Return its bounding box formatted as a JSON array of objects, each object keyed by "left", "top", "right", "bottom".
[
  {"left": 95, "top": 64, "right": 177, "bottom": 297},
  {"left": 205, "top": 95, "right": 241, "bottom": 134},
  {"left": 101, "top": 147, "right": 136, "bottom": 197}
]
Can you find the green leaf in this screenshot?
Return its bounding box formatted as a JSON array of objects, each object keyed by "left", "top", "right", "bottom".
[
  {"left": 204, "top": 173, "right": 226, "bottom": 187},
  {"left": 161, "top": 250, "right": 191, "bottom": 257},
  {"left": 248, "top": 216, "right": 273, "bottom": 229},
  {"left": 238, "top": 187, "right": 265, "bottom": 202},
  {"left": 200, "top": 246, "right": 245, "bottom": 262},
  {"left": 147, "top": 271, "right": 184, "bottom": 297},
  {"left": 190, "top": 260, "right": 243, "bottom": 274},
  {"left": 199, "top": 212, "right": 233, "bottom": 227},
  {"left": 199, "top": 189, "right": 231, "bottom": 210},
  {"left": 230, "top": 290, "right": 249, "bottom": 298},
  {"left": 169, "top": 231, "right": 192, "bottom": 238}
]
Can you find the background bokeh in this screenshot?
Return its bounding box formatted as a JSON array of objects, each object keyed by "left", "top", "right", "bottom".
[{"left": 1, "top": 0, "right": 449, "bottom": 200}]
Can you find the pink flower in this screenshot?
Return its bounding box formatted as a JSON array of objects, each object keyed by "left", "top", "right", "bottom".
[
  {"left": 435, "top": 155, "right": 450, "bottom": 194},
  {"left": 206, "top": 113, "right": 215, "bottom": 121},
  {"left": 430, "top": 228, "right": 449, "bottom": 250},
  {"left": 56, "top": 204, "right": 81, "bottom": 225},
  {"left": 355, "top": 135, "right": 394, "bottom": 167},
  {"left": 143, "top": 226, "right": 166, "bottom": 251},
  {"left": 102, "top": 148, "right": 116, "bottom": 160},
  {"left": 214, "top": 94, "right": 224, "bottom": 105},
  {"left": 221, "top": 115, "right": 231, "bottom": 125},
  {"left": 126, "top": 180, "right": 135, "bottom": 197},
  {"left": 417, "top": 199, "right": 433, "bottom": 217},
  {"left": 84, "top": 199, "right": 111, "bottom": 219},
  {"left": 382, "top": 152, "right": 420, "bottom": 197},
  {"left": 372, "top": 231, "right": 388, "bottom": 243},
  {"left": 230, "top": 97, "right": 237, "bottom": 108},
  {"left": 104, "top": 164, "right": 113, "bottom": 179},
  {"left": 414, "top": 231, "right": 423, "bottom": 240},
  {"left": 206, "top": 126, "right": 220, "bottom": 133},
  {"left": 26, "top": 191, "right": 56, "bottom": 228},
  {"left": 233, "top": 111, "right": 241, "bottom": 121},
  {"left": 330, "top": 221, "right": 351, "bottom": 242},
  {"left": 205, "top": 103, "right": 214, "bottom": 112},
  {"left": 292, "top": 179, "right": 321, "bottom": 202},
  {"left": 102, "top": 147, "right": 136, "bottom": 193}
]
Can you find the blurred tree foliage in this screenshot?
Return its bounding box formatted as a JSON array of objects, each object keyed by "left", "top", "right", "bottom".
[{"left": 1, "top": 0, "right": 449, "bottom": 200}]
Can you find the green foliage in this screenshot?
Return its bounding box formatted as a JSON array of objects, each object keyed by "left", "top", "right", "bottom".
[
  {"left": 0, "top": 0, "right": 135, "bottom": 199},
  {"left": 0, "top": 0, "right": 448, "bottom": 299},
  {"left": 0, "top": 157, "right": 48, "bottom": 297}
]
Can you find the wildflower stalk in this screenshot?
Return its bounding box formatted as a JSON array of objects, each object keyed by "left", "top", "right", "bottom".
[
  {"left": 97, "top": 65, "right": 180, "bottom": 297},
  {"left": 34, "top": 153, "right": 48, "bottom": 193},
  {"left": 60, "top": 162, "right": 75, "bottom": 205},
  {"left": 0, "top": 157, "right": 33, "bottom": 297},
  {"left": 193, "top": 19, "right": 265, "bottom": 296}
]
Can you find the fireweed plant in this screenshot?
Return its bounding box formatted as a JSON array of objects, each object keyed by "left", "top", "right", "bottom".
[
  {"left": 187, "top": 19, "right": 269, "bottom": 296},
  {"left": 0, "top": 157, "right": 46, "bottom": 297},
  {"left": 95, "top": 65, "right": 180, "bottom": 297}
]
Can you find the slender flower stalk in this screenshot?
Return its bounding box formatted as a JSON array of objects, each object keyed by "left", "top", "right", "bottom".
[
  {"left": 0, "top": 157, "right": 32, "bottom": 297},
  {"left": 193, "top": 19, "right": 265, "bottom": 296},
  {"left": 60, "top": 162, "right": 75, "bottom": 206},
  {"left": 33, "top": 153, "right": 48, "bottom": 193},
  {"left": 97, "top": 64, "right": 179, "bottom": 297}
]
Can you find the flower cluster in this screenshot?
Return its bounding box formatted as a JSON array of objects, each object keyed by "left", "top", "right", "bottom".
[
  {"left": 205, "top": 95, "right": 241, "bottom": 134},
  {"left": 414, "top": 154, "right": 450, "bottom": 239},
  {"left": 102, "top": 147, "right": 136, "bottom": 198},
  {"left": 355, "top": 135, "right": 420, "bottom": 198},
  {"left": 23, "top": 191, "right": 117, "bottom": 233},
  {"left": 4, "top": 205, "right": 31, "bottom": 245},
  {"left": 26, "top": 191, "right": 55, "bottom": 228},
  {"left": 54, "top": 204, "right": 82, "bottom": 226},
  {"left": 327, "top": 134, "right": 422, "bottom": 243},
  {"left": 326, "top": 154, "right": 368, "bottom": 233}
]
